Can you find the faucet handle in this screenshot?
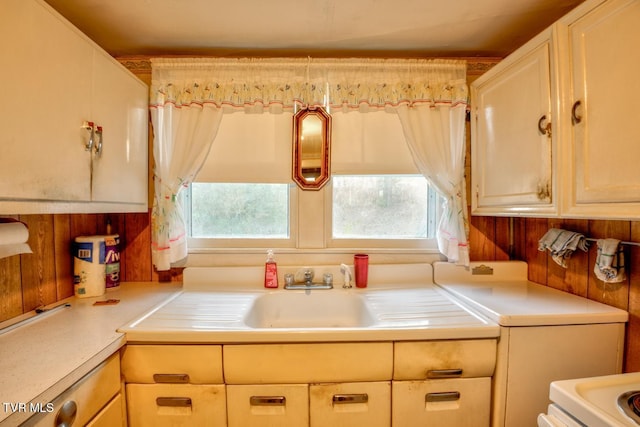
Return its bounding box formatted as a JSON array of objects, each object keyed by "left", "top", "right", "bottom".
[{"left": 303, "top": 268, "right": 314, "bottom": 285}]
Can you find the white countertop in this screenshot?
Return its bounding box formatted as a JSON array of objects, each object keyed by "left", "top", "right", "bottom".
[
  {"left": 0, "top": 282, "right": 181, "bottom": 426},
  {"left": 433, "top": 261, "right": 629, "bottom": 326}
]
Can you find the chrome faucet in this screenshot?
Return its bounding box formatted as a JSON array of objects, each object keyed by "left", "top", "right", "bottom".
[
  {"left": 303, "top": 268, "right": 314, "bottom": 286},
  {"left": 284, "top": 268, "right": 333, "bottom": 290}
]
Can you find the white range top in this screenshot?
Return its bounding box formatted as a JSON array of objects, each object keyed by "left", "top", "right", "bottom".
[
  {"left": 549, "top": 372, "right": 640, "bottom": 426},
  {"left": 433, "top": 261, "right": 629, "bottom": 327}
]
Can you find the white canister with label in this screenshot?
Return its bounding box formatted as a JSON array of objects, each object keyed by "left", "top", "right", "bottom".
[{"left": 73, "top": 236, "right": 106, "bottom": 298}]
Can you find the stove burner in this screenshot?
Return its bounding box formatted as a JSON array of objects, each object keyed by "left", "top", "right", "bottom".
[{"left": 618, "top": 391, "right": 640, "bottom": 425}]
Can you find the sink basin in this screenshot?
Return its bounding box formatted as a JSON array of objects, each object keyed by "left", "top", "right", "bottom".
[{"left": 244, "top": 290, "right": 376, "bottom": 328}]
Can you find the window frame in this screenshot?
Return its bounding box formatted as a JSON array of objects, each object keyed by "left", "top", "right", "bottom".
[
  {"left": 324, "top": 175, "right": 441, "bottom": 250},
  {"left": 185, "top": 183, "right": 299, "bottom": 250}
]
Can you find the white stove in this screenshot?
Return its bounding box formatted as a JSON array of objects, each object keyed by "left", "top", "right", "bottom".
[
  {"left": 539, "top": 372, "right": 640, "bottom": 426},
  {"left": 433, "top": 261, "right": 629, "bottom": 427}
]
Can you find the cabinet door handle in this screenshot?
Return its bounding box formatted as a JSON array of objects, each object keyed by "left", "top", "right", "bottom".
[
  {"left": 425, "top": 391, "right": 461, "bottom": 403},
  {"left": 538, "top": 115, "right": 552, "bottom": 138},
  {"left": 153, "top": 373, "right": 190, "bottom": 383},
  {"left": 94, "top": 126, "right": 103, "bottom": 157},
  {"left": 427, "top": 368, "right": 463, "bottom": 378},
  {"left": 250, "top": 396, "right": 286, "bottom": 406},
  {"left": 332, "top": 393, "right": 369, "bottom": 405},
  {"left": 156, "top": 397, "right": 192, "bottom": 408},
  {"left": 55, "top": 400, "right": 77, "bottom": 427},
  {"left": 571, "top": 100, "right": 583, "bottom": 125}
]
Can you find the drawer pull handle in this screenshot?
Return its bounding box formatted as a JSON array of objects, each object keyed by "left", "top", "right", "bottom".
[
  {"left": 153, "top": 373, "right": 190, "bottom": 383},
  {"left": 55, "top": 400, "right": 77, "bottom": 427},
  {"left": 427, "top": 368, "right": 463, "bottom": 378},
  {"left": 250, "top": 396, "right": 286, "bottom": 406},
  {"left": 156, "top": 397, "right": 192, "bottom": 408},
  {"left": 426, "top": 391, "right": 461, "bottom": 403},
  {"left": 333, "top": 393, "right": 369, "bottom": 405}
]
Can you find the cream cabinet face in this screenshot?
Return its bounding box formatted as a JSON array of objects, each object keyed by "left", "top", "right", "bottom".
[
  {"left": 392, "top": 378, "right": 491, "bottom": 427},
  {"left": 0, "top": 0, "right": 148, "bottom": 214},
  {"left": 310, "top": 382, "right": 391, "bottom": 427},
  {"left": 471, "top": 30, "right": 555, "bottom": 216},
  {"left": 127, "top": 384, "right": 227, "bottom": 427},
  {"left": 24, "top": 353, "right": 122, "bottom": 427},
  {"left": 227, "top": 384, "right": 309, "bottom": 427},
  {"left": 561, "top": 0, "right": 640, "bottom": 218},
  {"left": 0, "top": 0, "right": 93, "bottom": 204}
]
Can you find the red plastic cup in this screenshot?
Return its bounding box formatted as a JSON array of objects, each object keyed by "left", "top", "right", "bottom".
[{"left": 354, "top": 254, "right": 369, "bottom": 288}]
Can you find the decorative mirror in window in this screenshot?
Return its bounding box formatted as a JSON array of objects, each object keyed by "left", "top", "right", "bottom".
[{"left": 292, "top": 107, "right": 331, "bottom": 190}]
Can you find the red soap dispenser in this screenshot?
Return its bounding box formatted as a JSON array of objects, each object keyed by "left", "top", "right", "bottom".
[{"left": 264, "top": 249, "right": 278, "bottom": 288}]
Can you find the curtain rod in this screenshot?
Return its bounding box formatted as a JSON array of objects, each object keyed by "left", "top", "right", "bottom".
[{"left": 150, "top": 58, "right": 467, "bottom": 68}]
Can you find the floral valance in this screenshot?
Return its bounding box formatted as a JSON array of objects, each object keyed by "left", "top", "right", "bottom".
[{"left": 150, "top": 57, "right": 468, "bottom": 113}]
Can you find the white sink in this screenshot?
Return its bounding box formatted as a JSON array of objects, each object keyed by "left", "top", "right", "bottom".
[{"left": 244, "top": 290, "right": 376, "bottom": 328}]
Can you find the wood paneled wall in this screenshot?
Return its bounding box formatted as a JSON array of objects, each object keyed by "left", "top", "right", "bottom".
[{"left": 0, "top": 212, "right": 154, "bottom": 322}]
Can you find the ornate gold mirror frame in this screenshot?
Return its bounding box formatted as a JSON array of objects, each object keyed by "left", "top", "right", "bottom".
[{"left": 292, "top": 107, "right": 331, "bottom": 190}]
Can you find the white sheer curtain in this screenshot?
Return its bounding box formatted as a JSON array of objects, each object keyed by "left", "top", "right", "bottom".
[
  {"left": 150, "top": 72, "right": 224, "bottom": 271},
  {"left": 149, "top": 58, "right": 469, "bottom": 270},
  {"left": 396, "top": 75, "right": 469, "bottom": 264}
]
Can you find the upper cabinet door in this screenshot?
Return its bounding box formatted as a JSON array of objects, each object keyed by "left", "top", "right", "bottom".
[
  {"left": 90, "top": 50, "right": 148, "bottom": 207},
  {"left": 471, "top": 30, "right": 556, "bottom": 216},
  {"left": 561, "top": 0, "right": 640, "bottom": 218},
  {"left": 0, "top": 0, "right": 148, "bottom": 214},
  {"left": 0, "top": 0, "right": 93, "bottom": 205}
]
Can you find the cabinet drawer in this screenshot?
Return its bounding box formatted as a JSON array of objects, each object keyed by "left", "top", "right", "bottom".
[
  {"left": 392, "top": 378, "right": 491, "bottom": 427},
  {"left": 224, "top": 343, "right": 393, "bottom": 383},
  {"left": 227, "top": 384, "right": 308, "bottom": 427},
  {"left": 394, "top": 339, "right": 496, "bottom": 380},
  {"left": 126, "top": 384, "right": 226, "bottom": 427},
  {"left": 87, "top": 394, "right": 124, "bottom": 427},
  {"left": 121, "top": 345, "right": 223, "bottom": 384},
  {"left": 24, "top": 353, "right": 121, "bottom": 426},
  {"left": 310, "top": 381, "right": 391, "bottom": 427}
]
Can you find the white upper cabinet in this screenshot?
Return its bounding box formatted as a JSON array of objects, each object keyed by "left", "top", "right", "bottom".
[
  {"left": 471, "top": 30, "right": 556, "bottom": 216},
  {"left": 0, "top": 0, "right": 148, "bottom": 214},
  {"left": 558, "top": 0, "right": 640, "bottom": 219},
  {"left": 471, "top": 0, "right": 640, "bottom": 220}
]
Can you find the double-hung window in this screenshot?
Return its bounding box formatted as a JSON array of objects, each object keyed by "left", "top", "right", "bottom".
[{"left": 185, "top": 110, "right": 441, "bottom": 251}]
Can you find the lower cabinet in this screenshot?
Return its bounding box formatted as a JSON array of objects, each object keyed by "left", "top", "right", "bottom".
[
  {"left": 225, "top": 382, "right": 392, "bottom": 427},
  {"left": 24, "top": 353, "right": 123, "bottom": 426},
  {"left": 227, "top": 384, "right": 309, "bottom": 427},
  {"left": 392, "top": 378, "right": 491, "bottom": 427},
  {"left": 126, "top": 384, "right": 227, "bottom": 426},
  {"left": 310, "top": 381, "right": 391, "bottom": 427},
  {"left": 121, "top": 340, "right": 496, "bottom": 427}
]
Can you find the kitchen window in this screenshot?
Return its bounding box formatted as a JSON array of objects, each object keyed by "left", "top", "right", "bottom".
[{"left": 185, "top": 111, "right": 441, "bottom": 251}]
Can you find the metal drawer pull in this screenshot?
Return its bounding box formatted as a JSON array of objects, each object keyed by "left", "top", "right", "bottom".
[
  {"left": 332, "top": 393, "right": 369, "bottom": 404},
  {"left": 153, "top": 373, "right": 190, "bottom": 383},
  {"left": 250, "top": 396, "right": 286, "bottom": 406},
  {"left": 156, "top": 397, "right": 192, "bottom": 408},
  {"left": 427, "top": 368, "right": 463, "bottom": 378},
  {"left": 55, "top": 400, "right": 77, "bottom": 427},
  {"left": 425, "top": 391, "right": 461, "bottom": 403}
]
